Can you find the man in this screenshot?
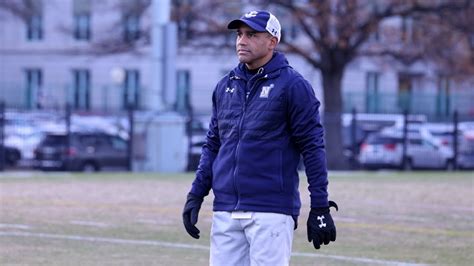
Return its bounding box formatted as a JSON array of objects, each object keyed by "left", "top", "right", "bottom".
[{"left": 183, "top": 10, "right": 338, "bottom": 265}]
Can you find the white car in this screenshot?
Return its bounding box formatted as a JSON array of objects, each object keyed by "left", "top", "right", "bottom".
[
  {"left": 457, "top": 130, "right": 474, "bottom": 169},
  {"left": 359, "top": 131, "right": 454, "bottom": 170}
]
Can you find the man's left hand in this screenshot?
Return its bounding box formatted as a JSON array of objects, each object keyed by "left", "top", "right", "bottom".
[{"left": 307, "top": 201, "right": 338, "bottom": 249}]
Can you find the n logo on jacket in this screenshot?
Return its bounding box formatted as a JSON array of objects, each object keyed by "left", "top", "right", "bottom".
[{"left": 260, "top": 84, "right": 274, "bottom": 98}]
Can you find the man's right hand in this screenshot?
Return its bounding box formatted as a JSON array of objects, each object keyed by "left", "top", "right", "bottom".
[{"left": 182, "top": 193, "right": 204, "bottom": 239}]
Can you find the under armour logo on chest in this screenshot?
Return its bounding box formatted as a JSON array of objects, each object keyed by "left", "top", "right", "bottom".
[
  {"left": 317, "top": 215, "right": 326, "bottom": 228},
  {"left": 225, "top": 87, "right": 235, "bottom": 93}
]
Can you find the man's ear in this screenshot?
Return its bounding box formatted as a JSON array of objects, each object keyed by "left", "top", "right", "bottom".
[{"left": 269, "top": 37, "right": 278, "bottom": 50}]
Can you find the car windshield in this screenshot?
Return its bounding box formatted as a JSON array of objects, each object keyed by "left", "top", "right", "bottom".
[
  {"left": 42, "top": 135, "right": 66, "bottom": 146},
  {"left": 366, "top": 135, "right": 401, "bottom": 144},
  {"left": 459, "top": 138, "right": 474, "bottom": 153}
]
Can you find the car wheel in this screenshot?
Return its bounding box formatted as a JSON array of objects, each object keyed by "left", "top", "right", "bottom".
[
  {"left": 81, "top": 162, "right": 99, "bottom": 172},
  {"left": 445, "top": 160, "right": 454, "bottom": 171},
  {"left": 403, "top": 158, "right": 413, "bottom": 171},
  {"left": 6, "top": 150, "right": 21, "bottom": 166}
]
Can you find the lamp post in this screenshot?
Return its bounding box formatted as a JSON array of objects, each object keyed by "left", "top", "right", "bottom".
[{"left": 110, "top": 67, "right": 125, "bottom": 111}]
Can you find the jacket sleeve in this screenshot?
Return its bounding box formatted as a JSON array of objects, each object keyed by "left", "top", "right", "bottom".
[
  {"left": 287, "top": 78, "right": 329, "bottom": 208},
  {"left": 189, "top": 89, "right": 221, "bottom": 198}
]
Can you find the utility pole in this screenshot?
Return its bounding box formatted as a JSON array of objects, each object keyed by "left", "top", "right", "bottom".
[
  {"left": 148, "top": 0, "right": 177, "bottom": 111},
  {"left": 135, "top": 0, "right": 186, "bottom": 172}
]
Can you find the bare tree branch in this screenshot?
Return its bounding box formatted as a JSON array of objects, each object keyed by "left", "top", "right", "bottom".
[{"left": 0, "top": 0, "right": 35, "bottom": 22}]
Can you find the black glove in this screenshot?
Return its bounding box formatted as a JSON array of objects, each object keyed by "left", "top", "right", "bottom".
[
  {"left": 307, "top": 200, "right": 338, "bottom": 249},
  {"left": 292, "top": 215, "right": 298, "bottom": 230},
  {"left": 182, "top": 193, "right": 204, "bottom": 239}
]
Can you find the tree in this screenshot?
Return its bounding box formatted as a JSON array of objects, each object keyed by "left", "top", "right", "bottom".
[
  {"left": 2, "top": 0, "right": 471, "bottom": 169},
  {"left": 0, "top": 0, "right": 38, "bottom": 22},
  {"left": 257, "top": 0, "right": 473, "bottom": 169},
  {"left": 173, "top": 0, "right": 472, "bottom": 169}
]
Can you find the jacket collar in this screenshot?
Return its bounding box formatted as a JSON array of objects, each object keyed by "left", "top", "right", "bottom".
[{"left": 230, "top": 51, "right": 289, "bottom": 80}]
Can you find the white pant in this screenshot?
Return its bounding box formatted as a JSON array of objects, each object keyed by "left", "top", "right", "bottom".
[{"left": 210, "top": 211, "right": 294, "bottom": 266}]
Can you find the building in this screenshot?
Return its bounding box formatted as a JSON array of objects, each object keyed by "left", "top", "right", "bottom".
[{"left": 0, "top": 0, "right": 472, "bottom": 120}]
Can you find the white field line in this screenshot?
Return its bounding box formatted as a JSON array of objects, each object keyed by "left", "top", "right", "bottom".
[
  {"left": 136, "top": 219, "right": 161, "bottom": 225},
  {"left": 69, "top": 220, "right": 110, "bottom": 228},
  {"left": 0, "top": 224, "right": 32, "bottom": 230},
  {"left": 291, "top": 252, "right": 428, "bottom": 266},
  {"left": 0, "top": 171, "right": 73, "bottom": 179},
  {"left": 0, "top": 231, "right": 427, "bottom": 266},
  {"left": 0, "top": 172, "right": 35, "bottom": 179},
  {"left": 0, "top": 231, "right": 209, "bottom": 250},
  {"left": 334, "top": 216, "right": 358, "bottom": 223}
]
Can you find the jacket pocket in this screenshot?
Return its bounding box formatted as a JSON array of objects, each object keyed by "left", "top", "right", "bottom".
[
  {"left": 212, "top": 143, "right": 237, "bottom": 195},
  {"left": 238, "top": 141, "right": 284, "bottom": 195}
]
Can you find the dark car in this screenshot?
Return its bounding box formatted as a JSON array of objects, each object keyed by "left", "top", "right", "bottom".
[
  {"left": 1, "top": 144, "right": 22, "bottom": 167},
  {"left": 186, "top": 116, "right": 209, "bottom": 171},
  {"left": 34, "top": 132, "right": 128, "bottom": 171}
]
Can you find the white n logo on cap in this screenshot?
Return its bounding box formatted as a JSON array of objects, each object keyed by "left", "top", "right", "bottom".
[{"left": 244, "top": 11, "right": 258, "bottom": 18}]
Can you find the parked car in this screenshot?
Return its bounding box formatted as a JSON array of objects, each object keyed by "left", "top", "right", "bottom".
[
  {"left": 420, "top": 123, "right": 457, "bottom": 149},
  {"left": 358, "top": 131, "right": 454, "bottom": 170},
  {"left": 341, "top": 113, "right": 427, "bottom": 160},
  {"left": 358, "top": 133, "right": 404, "bottom": 169},
  {"left": 418, "top": 123, "right": 474, "bottom": 169},
  {"left": 457, "top": 130, "right": 474, "bottom": 169},
  {"left": 186, "top": 116, "right": 209, "bottom": 171},
  {"left": 34, "top": 132, "right": 128, "bottom": 171},
  {"left": 1, "top": 144, "right": 22, "bottom": 167},
  {"left": 5, "top": 131, "right": 45, "bottom": 162}
]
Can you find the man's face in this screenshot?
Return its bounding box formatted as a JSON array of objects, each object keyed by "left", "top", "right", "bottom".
[{"left": 235, "top": 25, "right": 277, "bottom": 69}]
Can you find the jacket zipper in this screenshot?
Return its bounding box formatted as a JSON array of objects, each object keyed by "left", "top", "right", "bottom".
[
  {"left": 230, "top": 75, "right": 243, "bottom": 210},
  {"left": 232, "top": 72, "right": 268, "bottom": 210}
]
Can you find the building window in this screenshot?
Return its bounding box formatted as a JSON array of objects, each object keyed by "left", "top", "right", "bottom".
[
  {"left": 123, "top": 70, "right": 140, "bottom": 109},
  {"left": 436, "top": 75, "right": 451, "bottom": 117},
  {"left": 72, "top": 69, "right": 90, "bottom": 110},
  {"left": 26, "top": 0, "right": 43, "bottom": 41},
  {"left": 279, "top": 17, "right": 298, "bottom": 42},
  {"left": 174, "top": 0, "right": 193, "bottom": 43},
  {"left": 288, "top": 22, "right": 299, "bottom": 41},
  {"left": 120, "top": 0, "right": 148, "bottom": 43},
  {"left": 73, "top": 0, "right": 91, "bottom": 40},
  {"left": 74, "top": 14, "right": 91, "bottom": 40},
  {"left": 27, "top": 15, "right": 42, "bottom": 40},
  {"left": 175, "top": 70, "right": 191, "bottom": 114},
  {"left": 222, "top": 2, "right": 243, "bottom": 45},
  {"left": 397, "top": 73, "right": 421, "bottom": 112},
  {"left": 401, "top": 16, "right": 414, "bottom": 43},
  {"left": 177, "top": 14, "right": 192, "bottom": 43},
  {"left": 365, "top": 72, "right": 379, "bottom": 112},
  {"left": 25, "top": 69, "right": 42, "bottom": 109},
  {"left": 123, "top": 15, "right": 140, "bottom": 42}
]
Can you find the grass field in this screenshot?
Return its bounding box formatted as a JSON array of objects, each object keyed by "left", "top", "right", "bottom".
[{"left": 0, "top": 171, "right": 472, "bottom": 265}]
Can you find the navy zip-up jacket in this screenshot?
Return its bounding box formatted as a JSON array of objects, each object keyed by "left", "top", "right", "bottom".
[{"left": 190, "top": 52, "right": 329, "bottom": 216}]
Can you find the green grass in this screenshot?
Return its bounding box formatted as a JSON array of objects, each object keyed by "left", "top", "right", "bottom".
[{"left": 0, "top": 171, "right": 473, "bottom": 265}]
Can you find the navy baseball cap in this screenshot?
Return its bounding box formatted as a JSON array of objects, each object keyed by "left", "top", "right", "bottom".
[{"left": 228, "top": 10, "right": 281, "bottom": 42}]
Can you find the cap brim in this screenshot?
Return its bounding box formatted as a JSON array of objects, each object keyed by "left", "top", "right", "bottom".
[{"left": 227, "top": 19, "right": 266, "bottom": 32}]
